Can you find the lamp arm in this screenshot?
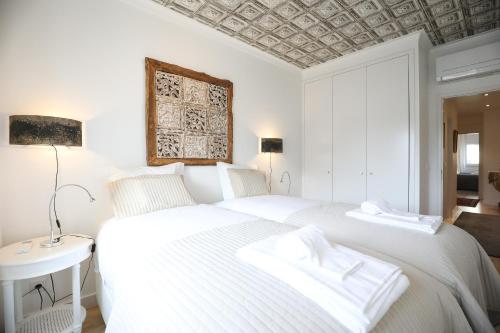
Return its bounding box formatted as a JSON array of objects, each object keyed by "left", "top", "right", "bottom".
[{"left": 48, "top": 184, "right": 96, "bottom": 241}]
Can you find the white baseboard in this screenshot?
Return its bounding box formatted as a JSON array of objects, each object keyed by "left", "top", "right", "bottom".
[{"left": 82, "top": 292, "right": 97, "bottom": 309}]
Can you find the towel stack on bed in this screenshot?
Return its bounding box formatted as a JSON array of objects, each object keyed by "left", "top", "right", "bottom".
[
  {"left": 346, "top": 200, "right": 442, "bottom": 234},
  {"left": 237, "top": 225, "right": 409, "bottom": 333}
]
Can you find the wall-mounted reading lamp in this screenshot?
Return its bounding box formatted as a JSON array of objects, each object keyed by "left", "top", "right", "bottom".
[
  {"left": 261, "top": 138, "right": 283, "bottom": 192},
  {"left": 9, "top": 115, "right": 95, "bottom": 248}
]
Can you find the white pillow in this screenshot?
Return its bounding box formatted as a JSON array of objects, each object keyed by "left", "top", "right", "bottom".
[
  {"left": 227, "top": 169, "right": 268, "bottom": 198},
  {"left": 109, "top": 162, "right": 184, "bottom": 182},
  {"left": 109, "top": 174, "right": 196, "bottom": 218},
  {"left": 216, "top": 162, "right": 258, "bottom": 200}
]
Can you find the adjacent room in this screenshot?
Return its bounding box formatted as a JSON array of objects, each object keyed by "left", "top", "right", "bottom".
[{"left": 0, "top": 0, "right": 499, "bottom": 332}]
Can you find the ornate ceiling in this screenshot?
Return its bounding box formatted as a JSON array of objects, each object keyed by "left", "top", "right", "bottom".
[{"left": 153, "top": 0, "right": 499, "bottom": 68}]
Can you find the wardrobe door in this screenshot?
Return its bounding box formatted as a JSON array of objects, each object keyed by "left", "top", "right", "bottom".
[
  {"left": 366, "top": 55, "right": 409, "bottom": 211},
  {"left": 332, "top": 68, "right": 367, "bottom": 204},
  {"left": 303, "top": 78, "right": 333, "bottom": 201}
]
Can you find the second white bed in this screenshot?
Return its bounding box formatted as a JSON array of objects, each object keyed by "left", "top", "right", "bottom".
[{"left": 216, "top": 195, "right": 500, "bottom": 333}]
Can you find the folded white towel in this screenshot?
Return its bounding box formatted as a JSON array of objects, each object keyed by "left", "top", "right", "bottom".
[
  {"left": 237, "top": 226, "right": 409, "bottom": 333},
  {"left": 347, "top": 208, "right": 442, "bottom": 234},
  {"left": 274, "top": 225, "right": 362, "bottom": 281}
]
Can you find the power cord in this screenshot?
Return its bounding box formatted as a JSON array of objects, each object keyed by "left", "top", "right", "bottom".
[{"left": 22, "top": 235, "right": 96, "bottom": 309}]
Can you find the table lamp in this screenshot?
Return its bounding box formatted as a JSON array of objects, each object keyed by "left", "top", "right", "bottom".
[
  {"left": 9, "top": 115, "right": 95, "bottom": 247},
  {"left": 261, "top": 138, "right": 283, "bottom": 192}
]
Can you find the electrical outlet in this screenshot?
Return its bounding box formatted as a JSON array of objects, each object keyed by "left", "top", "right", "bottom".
[{"left": 29, "top": 277, "right": 48, "bottom": 291}]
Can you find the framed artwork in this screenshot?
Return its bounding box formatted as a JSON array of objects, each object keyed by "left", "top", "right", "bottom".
[{"left": 145, "top": 58, "right": 233, "bottom": 166}]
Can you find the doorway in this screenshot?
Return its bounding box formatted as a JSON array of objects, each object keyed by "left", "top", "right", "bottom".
[{"left": 442, "top": 89, "right": 500, "bottom": 221}]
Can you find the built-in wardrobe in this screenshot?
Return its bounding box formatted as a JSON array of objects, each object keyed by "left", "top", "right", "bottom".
[{"left": 302, "top": 32, "right": 429, "bottom": 213}]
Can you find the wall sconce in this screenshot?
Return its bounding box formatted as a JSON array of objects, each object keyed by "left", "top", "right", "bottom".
[
  {"left": 9, "top": 115, "right": 95, "bottom": 247},
  {"left": 261, "top": 138, "right": 283, "bottom": 192}
]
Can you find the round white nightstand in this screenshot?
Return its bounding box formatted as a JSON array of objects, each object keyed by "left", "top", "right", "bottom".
[{"left": 0, "top": 235, "right": 93, "bottom": 333}]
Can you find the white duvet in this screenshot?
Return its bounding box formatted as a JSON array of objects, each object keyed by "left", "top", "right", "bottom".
[{"left": 98, "top": 205, "right": 472, "bottom": 333}]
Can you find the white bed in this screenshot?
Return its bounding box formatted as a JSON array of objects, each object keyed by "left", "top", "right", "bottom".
[
  {"left": 215, "top": 195, "right": 500, "bottom": 333},
  {"left": 96, "top": 204, "right": 473, "bottom": 332}
]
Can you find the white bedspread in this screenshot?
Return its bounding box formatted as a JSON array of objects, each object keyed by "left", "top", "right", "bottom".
[
  {"left": 216, "top": 195, "right": 500, "bottom": 333},
  {"left": 97, "top": 204, "right": 259, "bottom": 293},
  {"left": 104, "top": 216, "right": 471, "bottom": 332}
]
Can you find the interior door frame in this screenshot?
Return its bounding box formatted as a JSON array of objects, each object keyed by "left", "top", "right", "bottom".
[{"left": 436, "top": 83, "right": 500, "bottom": 217}]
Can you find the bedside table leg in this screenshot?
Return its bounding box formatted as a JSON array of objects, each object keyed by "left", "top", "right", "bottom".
[
  {"left": 72, "top": 263, "right": 82, "bottom": 331},
  {"left": 14, "top": 281, "right": 23, "bottom": 324},
  {"left": 2, "top": 280, "right": 15, "bottom": 333}
]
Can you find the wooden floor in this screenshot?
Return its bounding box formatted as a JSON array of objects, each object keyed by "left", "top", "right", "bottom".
[{"left": 83, "top": 306, "right": 105, "bottom": 333}]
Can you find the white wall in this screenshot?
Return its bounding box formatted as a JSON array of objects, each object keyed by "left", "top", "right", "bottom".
[
  {"left": 0, "top": 0, "right": 302, "bottom": 319},
  {"left": 482, "top": 109, "right": 500, "bottom": 206},
  {"left": 424, "top": 29, "right": 500, "bottom": 215}
]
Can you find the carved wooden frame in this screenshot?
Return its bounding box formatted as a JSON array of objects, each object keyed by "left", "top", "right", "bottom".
[{"left": 146, "top": 57, "right": 233, "bottom": 166}]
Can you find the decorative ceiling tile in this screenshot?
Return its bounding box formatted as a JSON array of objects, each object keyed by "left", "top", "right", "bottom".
[
  {"left": 382, "top": 32, "right": 403, "bottom": 40},
  {"left": 287, "top": 48, "right": 306, "bottom": 59},
  {"left": 213, "top": 0, "right": 244, "bottom": 10},
  {"left": 292, "top": 13, "right": 320, "bottom": 29},
  {"left": 434, "top": 11, "right": 463, "bottom": 27},
  {"left": 470, "top": 0, "right": 494, "bottom": 15},
  {"left": 383, "top": 0, "right": 405, "bottom": 6},
  {"left": 237, "top": 2, "right": 265, "bottom": 20},
  {"left": 353, "top": 0, "right": 382, "bottom": 18},
  {"left": 314, "top": 48, "right": 334, "bottom": 58},
  {"left": 273, "top": 42, "right": 294, "bottom": 53},
  {"left": 240, "top": 26, "right": 264, "bottom": 39},
  {"left": 298, "top": 0, "right": 322, "bottom": 7},
  {"left": 173, "top": 0, "right": 205, "bottom": 12},
  {"left": 339, "top": 22, "right": 365, "bottom": 36},
  {"left": 313, "top": 0, "right": 342, "bottom": 19},
  {"left": 274, "top": 1, "right": 303, "bottom": 19},
  {"left": 471, "top": 11, "right": 496, "bottom": 26},
  {"left": 274, "top": 24, "right": 298, "bottom": 38},
  {"left": 331, "top": 41, "right": 352, "bottom": 51},
  {"left": 329, "top": 12, "right": 355, "bottom": 27},
  {"left": 221, "top": 16, "right": 247, "bottom": 31},
  {"left": 364, "top": 11, "right": 390, "bottom": 27},
  {"left": 307, "top": 23, "right": 330, "bottom": 37},
  {"left": 289, "top": 33, "right": 312, "bottom": 45},
  {"left": 429, "top": 0, "right": 457, "bottom": 16},
  {"left": 255, "top": 0, "right": 287, "bottom": 7},
  {"left": 319, "top": 32, "right": 343, "bottom": 44},
  {"left": 374, "top": 22, "right": 399, "bottom": 35},
  {"left": 443, "top": 32, "right": 464, "bottom": 42},
  {"left": 439, "top": 22, "right": 464, "bottom": 35},
  {"left": 257, "top": 34, "right": 281, "bottom": 47},
  {"left": 152, "top": 0, "right": 499, "bottom": 68},
  {"left": 198, "top": 4, "right": 226, "bottom": 23},
  {"left": 391, "top": 0, "right": 419, "bottom": 17},
  {"left": 351, "top": 31, "right": 373, "bottom": 43},
  {"left": 303, "top": 41, "right": 323, "bottom": 52},
  {"left": 298, "top": 55, "right": 317, "bottom": 65},
  {"left": 256, "top": 14, "right": 283, "bottom": 30},
  {"left": 341, "top": 0, "right": 364, "bottom": 7},
  {"left": 398, "top": 11, "right": 426, "bottom": 27}
]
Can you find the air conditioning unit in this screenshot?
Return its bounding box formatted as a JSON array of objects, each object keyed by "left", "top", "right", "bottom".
[{"left": 436, "top": 41, "right": 500, "bottom": 82}]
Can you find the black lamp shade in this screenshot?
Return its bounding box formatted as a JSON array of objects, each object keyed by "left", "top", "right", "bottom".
[
  {"left": 9, "top": 115, "right": 82, "bottom": 146},
  {"left": 261, "top": 138, "right": 283, "bottom": 153}
]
